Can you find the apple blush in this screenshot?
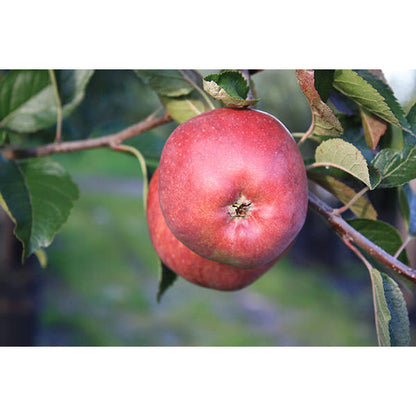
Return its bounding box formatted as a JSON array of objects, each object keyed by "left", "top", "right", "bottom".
[{"left": 158, "top": 107, "right": 308, "bottom": 269}]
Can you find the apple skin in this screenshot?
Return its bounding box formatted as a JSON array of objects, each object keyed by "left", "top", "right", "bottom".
[
  {"left": 158, "top": 107, "right": 308, "bottom": 269},
  {"left": 147, "top": 169, "right": 280, "bottom": 291}
]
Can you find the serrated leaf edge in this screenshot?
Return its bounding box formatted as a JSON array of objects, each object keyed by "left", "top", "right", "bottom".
[
  {"left": 3, "top": 158, "right": 80, "bottom": 260},
  {"left": 334, "top": 70, "right": 416, "bottom": 138},
  {"left": 333, "top": 70, "right": 400, "bottom": 127},
  {"left": 314, "top": 138, "right": 372, "bottom": 188},
  {"left": 374, "top": 146, "right": 416, "bottom": 188},
  {"left": 203, "top": 72, "right": 259, "bottom": 108},
  {"left": 370, "top": 268, "right": 391, "bottom": 346}
]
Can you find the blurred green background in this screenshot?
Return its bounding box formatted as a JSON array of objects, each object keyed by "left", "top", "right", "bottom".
[{"left": 3, "top": 70, "right": 416, "bottom": 346}]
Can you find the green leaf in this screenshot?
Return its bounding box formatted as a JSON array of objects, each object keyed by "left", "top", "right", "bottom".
[
  {"left": 314, "top": 138, "right": 372, "bottom": 188},
  {"left": 333, "top": 70, "right": 413, "bottom": 135},
  {"left": 370, "top": 269, "right": 392, "bottom": 346},
  {"left": 0, "top": 70, "right": 56, "bottom": 132},
  {"left": 371, "top": 146, "right": 416, "bottom": 188},
  {"left": 203, "top": 71, "right": 259, "bottom": 108},
  {"left": 373, "top": 103, "right": 416, "bottom": 188},
  {"left": 0, "top": 155, "right": 32, "bottom": 253},
  {"left": 157, "top": 261, "right": 178, "bottom": 303},
  {"left": 0, "top": 70, "right": 93, "bottom": 133},
  {"left": 314, "top": 70, "right": 335, "bottom": 102},
  {"left": 406, "top": 101, "right": 416, "bottom": 132},
  {"left": 403, "top": 102, "right": 416, "bottom": 149},
  {"left": 135, "top": 70, "right": 196, "bottom": 97},
  {"left": 0, "top": 154, "right": 79, "bottom": 260},
  {"left": 348, "top": 218, "right": 410, "bottom": 266},
  {"left": 369, "top": 269, "right": 410, "bottom": 346},
  {"left": 296, "top": 70, "right": 343, "bottom": 138},
  {"left": 308, "top": 171, "right": 377, "bottom": 219},
  {"left": 356, "top": 70, "right": 412, "bottom": 132},
  {"left": 0, "top": 184, "right": 16, "bottom": 219},
  {"left": 136, "top": 69, "right": 214, "bottom": 124},
  {"left": 382, "top": 272, "right": 410, "bottom": 346},
  {"left": 160, "top": 90, "right": 209, "bottom": 124}
]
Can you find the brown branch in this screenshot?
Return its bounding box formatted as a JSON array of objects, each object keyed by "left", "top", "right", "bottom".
[
  {"left": 1, "top": 112, "right": 172, "bottom": 160},
  {"left": 308, "top": 191, "right": 416, "bottom": 284}
]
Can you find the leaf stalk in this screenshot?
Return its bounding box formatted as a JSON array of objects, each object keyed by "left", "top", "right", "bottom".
[{"left": 48, "top": 69, "right": 63, "bottom": 142}]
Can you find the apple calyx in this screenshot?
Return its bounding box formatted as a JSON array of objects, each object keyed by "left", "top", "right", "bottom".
[{"left": 228, "top": 196, "right": 252, "bottom": 219}]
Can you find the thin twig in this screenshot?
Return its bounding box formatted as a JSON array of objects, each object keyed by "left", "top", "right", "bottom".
[
  {"left": 144, "top": 106, "right": 164, "bottom": 121},
  {"left": 111, "top": 143, "right": 149, "bottom": 209},
  {"left": 292, "top": 132, "right": 307, "bottom": 139},
  {"left": 394, "top": 234, "right": 413, "bottom": 259},
  {"left": 1, "top": 112, "right": 172, "bottom": 160},
  {"left": 333, "top": 186, "right": 369, "bottom": 216},
  {"left": 179, "top": 70, "right": 216, "bottom": 111},
  {"left": 298, "top": 123, "right": 314, "bottom": 146},
  {"left": 343, "top": 236, "right": 373, "bottom": 273},
  {"left": 48, "top": 69, "right": 63, "bottom": 142},
  {"left": 308, "top": 191, "right": 416, "bottom": 284}
]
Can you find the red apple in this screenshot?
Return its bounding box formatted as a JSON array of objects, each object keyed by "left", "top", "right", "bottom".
[
  {"left": 158, "top": 108, "right": 308, "bottom": 269},
  {"left": 147, "top": 169, "right": 279, "bottom": 291}
]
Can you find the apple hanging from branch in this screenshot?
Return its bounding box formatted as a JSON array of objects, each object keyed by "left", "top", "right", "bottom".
[{"left": 158, "top": 107, "right": 308, "bottom": 269}]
